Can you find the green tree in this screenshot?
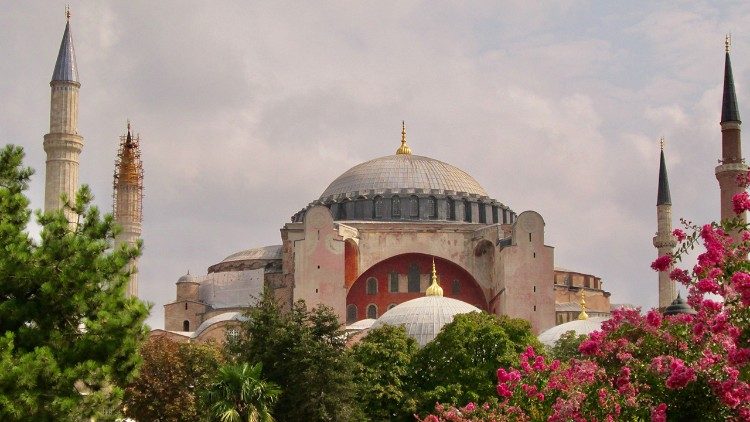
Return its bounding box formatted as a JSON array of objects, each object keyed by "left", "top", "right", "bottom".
[
  {"left": 230, "top": 287, "right": 365, "bottom": 421},
  {"left": 124, "top": 336, "right": 224, "bottom": 421},
  {"left": 410, "top": 312, "right": 542, "bottom": 415},
  {"left": 549, "top": 330, "right": 587, "bottom": 361},
  {"left": 0, "top": 145, "right": 150, "bottom": 420},
  {"left": 350, "top": 324, "right": 419, "bottom": 420},
  {"left": 204, "top": 362, "right": 280, "bottom": 422}
]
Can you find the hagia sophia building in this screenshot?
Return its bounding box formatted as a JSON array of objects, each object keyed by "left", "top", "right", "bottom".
[{"left": 39, "top": 15, "right": 742, "bottom": 346}]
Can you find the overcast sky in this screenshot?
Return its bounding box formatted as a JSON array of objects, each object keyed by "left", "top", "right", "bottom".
[{"left": 2, "top": 1, "right": 748, "bottom": 329}]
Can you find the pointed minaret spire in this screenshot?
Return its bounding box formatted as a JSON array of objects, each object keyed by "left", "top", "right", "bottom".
[
  {"left": 657, "top": 138, "right": 671, "bottom": 206},
  {"left": 716, "top": 36, "right": 747, "bottom": 227},
  {"left": 52, "top": 7, "right": 79, "bottom": 83},
  {"left": 722, "top": 35, "right": 740, "bottom": 124},
  {"left": 654, "top": 139, "right": 677, "bottom": 309},
  {"left": 44, "top": 13, "right": 83, "bottom": 222},
  {"left": 114, "top": 121, "right": 144, "bottom": 297}
]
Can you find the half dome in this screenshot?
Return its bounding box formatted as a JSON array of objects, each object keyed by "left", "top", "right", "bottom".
[
  {"left": 371, "top": 295, "right": 481, "bottom": 346},
  {"left": 320, "top": 154, "right": 489, "bottom": 200},
  {"left": 537, "top": 316, "right": 609, "bottom": 347}
]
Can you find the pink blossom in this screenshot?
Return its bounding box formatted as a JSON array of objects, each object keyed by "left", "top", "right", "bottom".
[
  {"left": 665, "top": 359, "right": 696, "bottom": 389},
  {"left": 651, "top": 254, "right": 672, "bottom": 272},
  {"left": 672, "top": 228, "right": 686, "bottom": 242},
  {"left": 733, "top": 191, "right": 750, "bottom": 215},
  {"left": 695, "top": 277, "right": 721, "bottom": 294},
  {"left": 646, "top": 310, "right": 662, "bottom": 327},
  {"left": 669, "top": 268, "right": 691, "bottom": 285},
  {"left": 650, "top": 403, "right": 667, "bottom": 422}
]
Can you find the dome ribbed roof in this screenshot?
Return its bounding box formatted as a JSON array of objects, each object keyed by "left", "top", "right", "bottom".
[
  {"left": 371, "top": 296, "right": 481, "bottom": 346},
  {"left": 537, "top": 316, "right": 609, "bottom": 347},
  {"left": 320, "top": 154, "right": 488, "bottom": 200}
]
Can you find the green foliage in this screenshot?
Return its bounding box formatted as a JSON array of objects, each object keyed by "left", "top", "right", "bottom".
[
  {"left": 0, "top": 145, "right": 150, "bottom": 420},
  {"left": 230, "top": 287, "right": 365, "bottom": 421},
  {"left": 549, "top": 330, "right": 587, "bottom": 361},
  {"left": 124, "top": 336, "right": 224, "bottom": 421},
  {"left": 410, "top": 312, "right": 542, "bottom": 415},
  {"left": 350, "top": 324, "right": 419, "bottom": 420},
  {"left": 204, "top": 362, "right": 280, "bottom": 422}
]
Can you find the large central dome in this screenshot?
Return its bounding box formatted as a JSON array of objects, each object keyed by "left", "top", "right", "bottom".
[{"left": 320, "top": 154, "right": 489, "bottom": 200}]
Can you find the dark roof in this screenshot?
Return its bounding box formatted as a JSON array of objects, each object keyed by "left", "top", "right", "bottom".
[
  {"left": 51, "top": 21, "right": 79, "bottom": 83},
  {"left": 657, "top": 148, "right": 671, "bottom": 205},
  {"left": 722, "top": 52, "right": 740, "bottom": 123},
  {"left": 663, "top": 294, "right": 696, "bottom": 316}
]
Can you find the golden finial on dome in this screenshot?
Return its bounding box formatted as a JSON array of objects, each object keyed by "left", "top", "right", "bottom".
[
  {"left": 396, "top": 121, "right": 412, "bottom": 155},
  {"left": 426, "top": 258, "right": 443, "bottom": 297},
  {"left": 577, "top": 289, "right": 589, "bottom": 320}
]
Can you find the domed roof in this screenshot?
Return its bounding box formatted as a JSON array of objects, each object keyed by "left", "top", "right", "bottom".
[
  {"left": 319, "top": 154, "right": 489, "bottom": 200},
  {"left": 220, "top": 245, "right": 282, "bottom": 263},
  {"left": 177, "top": 272, "right": 198, "bottom": 284},
  {"left": 371, "top": 296, "right": 481, "bottom": 347},
  {"left": 191, "top": 311, "right": 247, "bottom": 338},
  {"left": 663, "top": 294, "right": 697, "bottom": 316},
  {"left": 537, "top": 316, "right": 609, "bottom": 347}
]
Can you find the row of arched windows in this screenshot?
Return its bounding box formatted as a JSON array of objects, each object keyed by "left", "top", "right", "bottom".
[
  {"left": 346, "top": 303, "right": 398, "bottom": 323},
  {"left": 325, "top": 197, "right": 514, "bottom": 224}
]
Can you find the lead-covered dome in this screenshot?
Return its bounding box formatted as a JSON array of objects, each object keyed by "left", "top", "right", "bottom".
[
  {"left": 372, "top": 296, "right": 481, "bottom": 346},
  {"left": 320, "top": 154, "right": 489, "bottom": 201}
]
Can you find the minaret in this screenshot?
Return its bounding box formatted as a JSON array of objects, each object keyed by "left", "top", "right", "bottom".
[
  {"left": 653, "top": 140, "right": 677, "bottom": 309},
  {"left": 113, "top": 121, "right": 144, "bottom": 297},
  {"left": 43, "top": 9, "right": 83, "bottom": 222},
  {"left": 716, "top": 35, "right": 747, "bottom": 224}
]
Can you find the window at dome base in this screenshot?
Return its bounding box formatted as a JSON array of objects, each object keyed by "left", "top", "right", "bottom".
[
  {"left": 409, "top": 195, "right": 419, "bottom": 219},
  {"left": 428, "top": 196, "right": 437, "bottom": 219},
  {"left": 448, "top": 198, "right": 456, "bottom": 220},
  {"left": 464, "top": 199, "right": 471, "bottom": 222},
  {"left": 373, "top": 196, "right": 383, "bottom": 219},
  {"left": 392, "top": 196, "right": 401, "bottom": 218}
]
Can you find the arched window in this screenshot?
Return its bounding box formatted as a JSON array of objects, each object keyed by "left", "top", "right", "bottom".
[
  {"left": 408, "top": 263, "right": 420, "bottom": 292},
  {"left": 389, "top": 272, "right": 399, "bottom": 292},
  {"left": 373, "top": 196, "right": 383, "bottom": 219},
  {"left": 464, "top": 199, "right": 472, "bottom": 222},
  {"left": 183, "top": 320, "right": 190, "bottom": 331},
  {"left": 392, "top": 196, "right": 401, "bottom": 218},
  {"left": 185, "top": 302, "right": 188, "bottom": 310},
  {"left": 366, "top": 277, "right": 378, "bottom": 295},
  {"left": 479, "top": 203, "right": 486, "bottom": 223},
  {"left": 448, "top": 198, "right": 456, "bottom": 220},
  {"left": 409, "top": 195, "right": 419, "bottom": 219},
  {"left": 388, "top": 303, "right": 397, "bottom": 311},
  {"left": 427, "top": 196, "right": 437, "bottom": 219},
  {"left": 452, "top": 279, "right": 461, "bottom": 295},
  {"left": 346, "top": 304, "right": 358, "bottom": 323},
  {"left": 367, "top": 304, "right": 378, "bottom": 319},
  {"left": 337, "top": 200, "right": 348, "bottom": 220}
]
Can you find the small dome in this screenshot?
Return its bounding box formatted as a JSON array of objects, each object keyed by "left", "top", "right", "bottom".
[
  {"left": 663, "top": 294, "right": 697, "bottom": 316},
  {"left": 191, "top": 311, "right": 248, "bottom": 338},
  {"left": 220, "top": 245, "right": 283, "bottom": 264},
  {"left": 177, "top": 272, "right": 198, "bottom": 284},
  {"left": 372, "top": 296, "right": 481, "bottom": 347},
  {"left": 320, "top": 154, "right": 489, "bottom": 200},
  {"left": 537, "top": 316, "right": 609, "bottom": 347}
]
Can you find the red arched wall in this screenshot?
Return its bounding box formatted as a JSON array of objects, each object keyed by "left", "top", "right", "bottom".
[
  {"left": 346, "top": 253, "right": 487, "bottom": 322},
  {"left": 344, "top": 239, "right": 359, "bottom": 289}
]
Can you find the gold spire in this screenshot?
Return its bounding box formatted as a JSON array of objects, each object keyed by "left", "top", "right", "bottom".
[
  {"left": 577, "top": 289, "right": 589, "bottom": 320},
  {"left": 660, "top": 136, "right": 664, "bottom": 151},
  {"left": 396, "top": 121, "right": 412, "bottom": 155},
  {"left": 425, "top": 258, "right": 443, "bottom": 296},
  {"left": 726, "top": 34, "right": 731, "bottom": 53}
]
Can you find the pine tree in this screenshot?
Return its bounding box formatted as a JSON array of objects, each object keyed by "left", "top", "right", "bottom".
[{"left": 0, "top": 145, "right": 150, "bottom": 420}]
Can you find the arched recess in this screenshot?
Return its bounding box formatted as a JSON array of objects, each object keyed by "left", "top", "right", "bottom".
[
  {"left": 345, "top": 253, "right": 487, "bottom": 323},
  {"left": 344, "top": 239, "right": 359, "bottom": 289}
]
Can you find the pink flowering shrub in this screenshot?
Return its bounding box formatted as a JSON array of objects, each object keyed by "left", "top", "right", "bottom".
[{"left": 424, "top": 176, "right": 750, "bottom": 421}]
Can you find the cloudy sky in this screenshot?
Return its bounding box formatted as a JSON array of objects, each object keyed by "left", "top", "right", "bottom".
[{"left": 2, "top": 1, "right": 748, "bottom": 329}]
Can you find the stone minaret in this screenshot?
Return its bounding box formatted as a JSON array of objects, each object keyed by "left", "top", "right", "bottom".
[
  {"left": 653, "top": 141, "right": 677, "bottom": 309},
  {"left": 716, "top": 36, "right": 747, "bottom": 224},
  {"left": 43, "top": 11, "right": 83, "bottom": 222},
  {"left": 113, "top": 122, "right": 144, "bottom": 298}
]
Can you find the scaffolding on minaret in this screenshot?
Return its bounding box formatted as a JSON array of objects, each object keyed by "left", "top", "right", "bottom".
[{"left": 112, "top": 122, "right": 144, "bottom": 222}]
